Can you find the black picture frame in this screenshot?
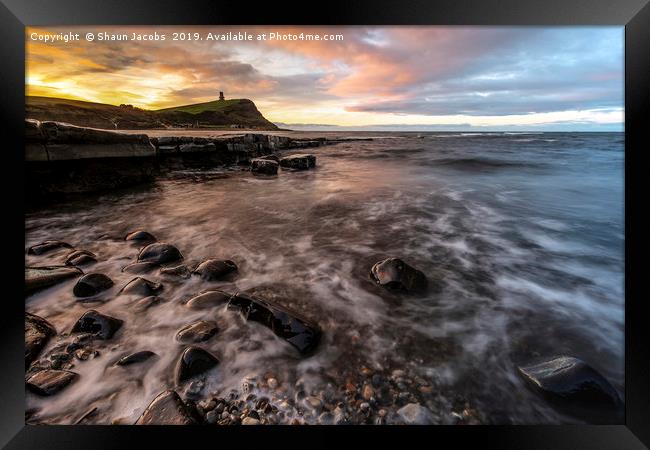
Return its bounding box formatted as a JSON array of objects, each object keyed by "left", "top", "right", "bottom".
[{"left": 2, "top": 0, "right": 648, "bottom": 448}]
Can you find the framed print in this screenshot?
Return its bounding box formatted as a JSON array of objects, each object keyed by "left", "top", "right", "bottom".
[{"left": 1, "top": 0, "right": 648, "bottom": 448}]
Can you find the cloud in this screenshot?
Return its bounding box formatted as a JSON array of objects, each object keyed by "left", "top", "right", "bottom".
[{"left": 25, "top": 26, "right": 623, "bottom": 129}]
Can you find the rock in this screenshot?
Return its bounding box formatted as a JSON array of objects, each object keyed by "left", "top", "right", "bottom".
[
  {"left": 176, "top": 321, "right": 219, "bottom": 343},
  {"left": 25, "top": 313, "right": 56, "bottom": 368},
  {"left": 71, "top": 310, "right": 123, "bottom": 339},
  {"left": 303, "top": 396, "right": 323, "bottom": 412},
  {"left": 206, "top": 410, "right": 218, "bottom": 424},
  {"left": 175, "top": 347, "right": 220, "bottom": 384},
  {"left": 397, "top": 403, "right": 435, "bottom": 425},
  {"left": 242, "top": 417, "right": 260, "bottom": 425},
  {"left": 125, "top": 230, "right": 156, "bottom": 242},
  {"left": 65, "top": 250, "right": 97, "bottom": 266},
  {"left": 279, "top": 154, "right": 316, "bottom": 170},
  {"left": 259, "top": 154, "right": 280, "bottom": 162},
  {"left": 137, "top": 242, "right": 183, "bottom": 265},
  {"left": 227, "top": 293, "right": 321, "bottom": 355},
  {"left": 116, "top": 351, "right": 156, "bottom": 366},
  {"left": 370, "top": 258, "right": 428, "bottom": 293},
  {"left": 250, "top": 158, "right": 279, "bottom": 175},
  {"left": 185, "top": 290, "right": 233, "bottom": 309},
  {"left": 120, "top": 277, "right": 163, "bottom": 296},
  {"left": 135, "top": 390, "right": 199, "bottom": 425},
  {"left": 122, "top": 261, "right": 158, "bottom": 274},
  {"left": 160, "top": 265, "right": 192, "bottom": 279},
  {"left": 25, "top": 266, "right": 83, "bottom": 296},
  {"left": 192, "top": 259, "right": 238, "bottom": 281},
  {"left": 362, "top": 384, "right": 375, "bottom": 400},
  {"left": 267, "top": 377, "right": 278, "bottom": 390},
  {"left": 27, "top": 240, "right": 73, "bottom": 255},
  {"left": 133, "top": 295, "right": 161, "bottom": 311},
  {"left": 318, "top": 412, "right": 334, "bottom": 425},
  {"left": 73, "top": 273, "right": 114, "bottom": 297},
  {"left": 26, "top": 369, "right": 78, "bottom": 396},
  {"left": 517, "top": 356, "right": 621, "bottom": 406}
]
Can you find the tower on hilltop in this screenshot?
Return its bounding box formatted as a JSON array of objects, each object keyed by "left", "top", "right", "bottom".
[{"left": 219, "top": 91, "right": 225, "bottom": 101}]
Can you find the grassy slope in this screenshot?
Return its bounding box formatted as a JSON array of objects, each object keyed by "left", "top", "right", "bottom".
[
  {"left": 26, "top": 96, "right": 277, "bottom": 129},
  {"left": 154, "top": 99, "right": 243, "bottom": 114}
]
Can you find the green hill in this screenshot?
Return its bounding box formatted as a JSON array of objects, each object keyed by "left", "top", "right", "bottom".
[
  {"left": 26, "top": 96, "right": 278, "bottom": 130},
  {"left": 155, "top": 99, "right": 244, "bottom": 114}
]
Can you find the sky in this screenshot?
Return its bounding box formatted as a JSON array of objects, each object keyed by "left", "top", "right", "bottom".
[{"left": 26, "top": 26, "right": 624, "bottom": 131}]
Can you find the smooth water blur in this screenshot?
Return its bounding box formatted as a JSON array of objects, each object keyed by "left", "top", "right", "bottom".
[{"left": 25, "top": 131, "right": 624, "bottom": 424}]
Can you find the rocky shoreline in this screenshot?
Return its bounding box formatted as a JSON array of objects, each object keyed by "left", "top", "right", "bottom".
[
  {"left": 25, "top": 120, "right": 332, "bottom": 197},
  {"left": 24, "top": 128, "right": 624, "bottom": 425}
]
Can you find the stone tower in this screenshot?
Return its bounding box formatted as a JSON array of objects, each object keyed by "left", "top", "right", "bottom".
[{"left": 219, "top": 91, "right": 225, "bottom": 101}]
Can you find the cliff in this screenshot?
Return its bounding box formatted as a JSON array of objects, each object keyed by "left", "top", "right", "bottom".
[{"left": 26, "top": 96, "right": 278, "bottom": 130}]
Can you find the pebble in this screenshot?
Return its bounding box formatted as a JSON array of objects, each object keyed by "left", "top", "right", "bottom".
[
  {"left": 242, "top": 417, "right": 260, "bottom": 425},
  {"left": 267, "top": 377, "right": 278, "bottom": 389},
  {"left": 303, "top": 396, "right": 322, "bottom": 412},
  {"left": 206, "top": 410, "right": 218, "bottom": 424},
  {"left": 362, "top": 384, "right": 374, "bottom": 400}
]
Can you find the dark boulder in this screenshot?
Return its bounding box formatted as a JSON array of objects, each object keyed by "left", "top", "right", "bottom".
[
  {"left": 121, "top": 261, "right": 158, "bottom": 274},
  {"left": 279, "top": 154, "right": 316, "bottom": 170},
  {"left": 175, "top": 347, "right": 220, "bottom": 384},
  {"left": 73, "top": 273, "right": 114, "bottom": 298},
  {"left": 120, "top": 277, "right": 163, "bottom": 296},
  {"left": 192, "top": 259, "right": 238, "bottom": 281},
  {"left": 176, "top": 321, "right": 219, "bottom": 343},
  {"left": 137, "top": 242, "right": 183, "bottom": 265},
  {"left": 27, "top": 240, "right": 73, "bottom": 255},
  {"left": 250, "top": 158, "right": 279, "bottom": 175},
  {"left": 65, "top": 250, "right": 97, "bottom": 266},
  {"left": 25, "top": 266, "right": 83, "bottom": 296},
  {"left": 227, "top": 293, "right": 321, "bottom": 355},
  {"left": 517, "top": 356, "right": 621, "bottom": 407},
  {"left": 116, "top": 350, "right": 157, "bottom": 366},
  {"left": 125, "top": 230, "right": 157, "bottom": 243},
  {"left": 26, "top": 369, "right": 78, "bottom": 396},
  {"left": 25, "top": 313, "right": 56, "bottom": 368},
  {"left": 370, "top": 258, "right": 428, "bottom": 293},
  {"left": 71, "top": 310, "right": 123, "bottom": 339},
  {"left": 185, "top": 290, "right": 233, "bottom": 309},
  {"left": 135, "top": 390, "right": 199, "bottom": 425},
  {"left": 160, "top": 264, "right": 192, "bottom": 279},
  {"left": 260, "top": 154, "right": 280, "bottom": 162}
]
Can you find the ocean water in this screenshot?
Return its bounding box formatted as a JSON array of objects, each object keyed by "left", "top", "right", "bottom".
[{"left": 25, "top": 131, "right": 625, "bottom": 424}]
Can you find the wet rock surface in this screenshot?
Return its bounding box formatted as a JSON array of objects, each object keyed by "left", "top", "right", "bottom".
[
  {"left": 27, "top": 240, "right": 73, "bottom": 255},
  {"left": 517, "top": 356, "right": 621, "bottom": 407},
  {"left": 370, "top": 258, "right": 428, "bottom": 293},
  {"left": 176, "top": 321, "right": 219, "bottom": 343},
  {"left": 125, "top": 230, "right": 156, "bottom": 243},
  {"left": 397, "top": 403, "right": 436, "bottom": 424},
  {"left": 71, "top": 310, "right": 123, "bottom": 339},
  {"left": 161, "top": 264, "right": 192, "bottom": 279},
  {"left": 121, "top": 261, "right": 158, "bottom": 274},
  {"left": 193, "top": 259, "right": 238, "bottom": 281},
  {"left": 175, "top": 347, "right": 220, "bottom": 384},
  {"left": 25, "top": 266, "right": 83, "bottom": 296},
  {"left": 25, "top": 313, "right": 56, "bottom": 368},
  {"left": 26, "top": 369, "right": 78, "bottom": 396},
  {"left": 132, "top": 295, "right": 161, "bottom": 311},
  {"left": 135, "top": 390, "right": 199, "bottom": 425},
  {"left": 137, "top": 242, "right": 183, "bottom": 265},
  {"left": 65, "top": 250, "right": 97, "bottom": 266},
  {"left": 73, "top": 273, "right": 114, "bottom": 297},
  {"left": 120, "top": 277, "right": 163, "bottom": 296},
  {"left": 279, "top": 154, "right": 316, "bottom": 170},
  {"left": 250, "top": 158, "right": 279, "bottom": 175},
  {"left": 185, "top": 290, "right": 233, "bottom": 309},
  {"left": 116, "top": 351, "right": 157, "bottom": 366},
  {"left": 227, "top": 293, "right": 321, "bottom": 355}
]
